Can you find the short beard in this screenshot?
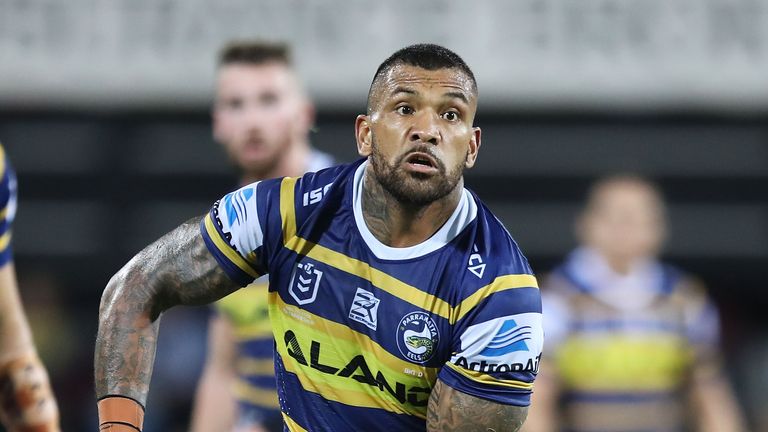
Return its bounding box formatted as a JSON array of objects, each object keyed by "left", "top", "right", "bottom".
[{"left": 369, "top": 136, "right": 465, "bottom": 207}]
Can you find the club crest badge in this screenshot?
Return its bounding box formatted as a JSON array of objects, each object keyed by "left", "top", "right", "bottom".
[{"left": 396, "top": 312, "right": 440, "bottom": 364}]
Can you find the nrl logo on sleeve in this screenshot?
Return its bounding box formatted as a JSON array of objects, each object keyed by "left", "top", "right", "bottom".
[
  {"left": 348, "top": 287, "right": 380, "bottom": 330},
  {"left": 289, "top": 262, "right": 323, "bottom": 305}
]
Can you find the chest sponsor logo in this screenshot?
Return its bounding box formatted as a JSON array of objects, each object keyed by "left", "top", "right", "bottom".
[
  {"left": 289, "top": 262, "right": 323, "bottom": 305},
  {"left": 396, "top": 312, "right": 440, "bottom": 364},
  {"left": 348, "top": 288, "right": 381, "bottom": 330},
  {"left": 283, "top": 330, "right": 431, "bottom": 407},
  {"left": 479, "top": 318, "right": 532, "bottom": 357}
]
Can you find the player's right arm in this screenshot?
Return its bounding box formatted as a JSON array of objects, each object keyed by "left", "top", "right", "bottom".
[
  {"left": 190, "top": 314, "right": 238, "bottom": 432},
  {"left": 94, "top": 217, "right": 242, "bottom": 431}
]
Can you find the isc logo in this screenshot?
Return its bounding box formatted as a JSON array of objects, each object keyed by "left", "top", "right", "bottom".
[{"left": 302, "top": 183, "right": 333, "bottom": 206}]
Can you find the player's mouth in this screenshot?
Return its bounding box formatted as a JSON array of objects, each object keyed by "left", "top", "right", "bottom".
[{"left": 403, "top": 152, "right": 439, "bottom": 175}]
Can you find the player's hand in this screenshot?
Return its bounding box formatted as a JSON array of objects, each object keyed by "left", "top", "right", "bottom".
[{"left": 0, "top": 354, "right": 60, "bottom": 432}]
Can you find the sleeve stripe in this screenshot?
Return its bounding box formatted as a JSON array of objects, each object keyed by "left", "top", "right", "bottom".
[
  {"left": 280, "top": 177, "right": 299, "bottom": 244},
  {"left": 203, "top": 214, "right": 261, "bottom": 278},
  {"left": 444, "top": 362, "right": 533, "bottom": 390},
  {"left": 452, "top": 274, "right": 539, "bottom": 324}
]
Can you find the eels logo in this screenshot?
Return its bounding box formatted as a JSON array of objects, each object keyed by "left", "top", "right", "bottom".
[{"left": 396, "top": 312, "right": 439, "bottom": 364}]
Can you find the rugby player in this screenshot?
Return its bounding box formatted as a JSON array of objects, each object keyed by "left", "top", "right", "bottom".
[
  {"left": 191, "top": 41, "right": 333, "bottom": 432},
  {"left": 0, "top": 144, "right": 60, "bottom": 432},
  {"left": 524, "top": 176, "right": 746, "bottom": 432},
  {"left": 95, "top": 44, "right": 543, "bottom": 432}
]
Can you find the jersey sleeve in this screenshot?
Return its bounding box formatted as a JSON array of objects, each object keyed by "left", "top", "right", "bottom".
[
  {"left": 438, "top": 246, "right": 543, "bottom": 407},
  {"left": 200, "top": 178, "right": 285, "bottom": 286},
  {"left": 0, "top": 146, "right": 18, "bottom": 267}
]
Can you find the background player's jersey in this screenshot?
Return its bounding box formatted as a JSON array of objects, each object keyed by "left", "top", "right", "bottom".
[
  {"left": 201, "top": 159, "right": 543, "bottom": 432},
  {"left": 214, "top": 278, "right": 280, "bottom": 420},
  {"left": 212, "top": 149, "right": 334, "bottom": 425},
  {"left": 0, "top": 144, "right": 17, "bottom": 267},
  {"left": 542, "top": 247, "right": 721, "bottom": 432}
]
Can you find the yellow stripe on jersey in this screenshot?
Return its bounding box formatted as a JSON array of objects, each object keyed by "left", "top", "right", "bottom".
[
  {"left": 203, "top": 214, "right": 261, "bottom": 278},
  {"left": 236, "top": 358, "right": 275, "bottom": 376},
  {"left": 282, "top": 413, "right": 309, "bottom": 432},
  {"left": 233, "top": 379, "right": 280, "bottom": 408},
  {"left": 452, "top": 274, "right": 539, "bottom": 324},
  {"left": 0, "top": 232, "right": 11, "bottom": 251},
  {"left": 284, "top": 236, "right": 454, "bottom": 321},
  {"left": 555, "top": 335, "right": 692, "bottom": 392},
  {"left": 270, "top": 292, "right": 436, "bottom": 419},
  {"left": 0, "top": 206, "right": 7, "bottom": 222},
  {"left": 445, "top": 362, "right": 534, "bottom": 390},
  {"left": 280, "top": 177, "right": 299, "bottom": 244}
]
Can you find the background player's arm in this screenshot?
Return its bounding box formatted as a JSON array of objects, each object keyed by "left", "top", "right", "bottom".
[
  {"left": 689, "top": 363, "right": 747, "bottom": 432},
  {"left": 520, "top": 360, "right": 559, "bottom": 432},
  {"left": 427, "top": 379, "right": 528, "bottom": 432},
  {"left": 0, "top": 263, "right": 60, "bottom": 431},
  {"left": 95, "top": 217, "right": 241, "bottom": 406},
  {"left": 190, "top": 315, "right": 238, "bottom": 432}
]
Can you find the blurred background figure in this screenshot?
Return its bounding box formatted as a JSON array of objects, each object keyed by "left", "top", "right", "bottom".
[
  {"left": 190, "top": 41, "right": 333, "bottom": 432},
  {"left": 0, "top": 144, "right": 59, "bottom": 432},
  {"left": 524, "top": 176, "right": 746, "bottom": 432}
]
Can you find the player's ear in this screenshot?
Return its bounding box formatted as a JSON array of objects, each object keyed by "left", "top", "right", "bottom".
[
  {"left": 464, "top": 127, "right": 481, "bottom": 168},
  {"left": 356, "top": 115, "right": 373, "bottom": 157}
]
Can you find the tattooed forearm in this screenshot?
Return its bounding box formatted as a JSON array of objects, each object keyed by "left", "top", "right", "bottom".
[
  {"left": 427, "top": 379, "right": 528, "bottom": 432},
  {"left": 94, "top": 217, "right": 241, "bottom": 404}
]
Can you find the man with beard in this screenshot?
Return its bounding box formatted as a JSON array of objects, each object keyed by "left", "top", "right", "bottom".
[
  {"left": 191, "top": 41, "right": 333, "bottom": 432},
  {"left": 95, "top": 44, "right": 543, "bottom": 432}
]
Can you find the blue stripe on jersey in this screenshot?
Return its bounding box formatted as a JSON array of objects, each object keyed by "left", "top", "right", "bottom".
[
  {"left": 239, "top": 338, "right": 275, "bottom": 360},
  {"left": 275, "top": 353, "right": 427, "bottom": 432},
  {"left": 454, "top": 287, "right": 541, "bottom": 329},
  {"left": 438, "top": 363, "right": 532, "bottom": 406}
]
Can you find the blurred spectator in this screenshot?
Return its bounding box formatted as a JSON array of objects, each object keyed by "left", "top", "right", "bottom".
[{"left": 524, "top": 175, "right": 747, "bottom": 432}]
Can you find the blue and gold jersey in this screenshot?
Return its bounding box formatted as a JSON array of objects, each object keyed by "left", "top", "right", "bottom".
[
  {"left": 0, "top": 145, "right": 17, "bottom": 267},
  {"left": 214, "top": 279, "right": 280, "bottom": 418},
  {"left": 201, "top": 159, "right": 543, "bottom": 431},
  {"left": 542, "top": 248, "right": 721, "bottom": 432}
]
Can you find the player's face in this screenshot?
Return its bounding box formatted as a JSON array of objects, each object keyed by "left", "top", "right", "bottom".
[
  {"left": 581, "top": 182, "right": 666, "bottom": 262},
  {"left": 356, "top": 65, "right": 480, "bottom": 205},
  {"left": 213, "top": 62, "right": 311, "bottom": 176}
]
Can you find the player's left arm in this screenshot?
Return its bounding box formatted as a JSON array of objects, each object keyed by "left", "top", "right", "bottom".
[
  {"left": 681, "top": 280, "right": 747, "bottom": 432},
  {"left": 427, "top": 379, "right": 527, "bottom": 432}
]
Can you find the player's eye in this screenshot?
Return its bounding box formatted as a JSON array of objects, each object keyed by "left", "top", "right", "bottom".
[
  {"left": 396, "top": 105, "right": 414, "bottom": 115},
  {"left": 260, "top": 92, "right": 279, "bottom": 106},
  {"left": 224, "top": 98, "right": 243, "bottom": 111},
  {"left": 441, "top": 110, "right": 459, "bottom": 121}
]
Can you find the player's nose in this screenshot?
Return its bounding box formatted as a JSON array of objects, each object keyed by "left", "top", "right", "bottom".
[{"left": 409, "top": 112, "right": 440, "bottom": 145}]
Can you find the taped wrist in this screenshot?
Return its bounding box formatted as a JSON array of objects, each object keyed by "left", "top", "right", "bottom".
[{"left": 97, "top": 396, "right": 144, "bottom": 432}]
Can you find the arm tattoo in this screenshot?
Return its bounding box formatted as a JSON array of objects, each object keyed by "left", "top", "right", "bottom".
[
  {"left": 94, "top": 217, "right": 241, "bottom": 404},
  {"left": 427, "top": 379, "right": 528, "bottom": 432}
]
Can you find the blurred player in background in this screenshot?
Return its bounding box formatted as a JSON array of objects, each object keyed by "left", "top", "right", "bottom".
[
  {"left": 0, "top": 144, "right": 60, "bottom": 432},
  {"left": 190, "top": 41, "right": 333, "bottom": 432},
  {"left": 524, "top": 175, "right": 746, "bottom": 432}
]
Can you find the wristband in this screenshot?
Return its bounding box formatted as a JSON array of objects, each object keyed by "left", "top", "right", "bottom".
[{"left": 97, "top": 396, "right": 144, "bottom": 432}]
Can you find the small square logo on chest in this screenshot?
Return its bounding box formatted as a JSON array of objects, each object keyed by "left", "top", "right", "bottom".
[{"left": 348, "top": 287, "right": 381, "bottom": 330}]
